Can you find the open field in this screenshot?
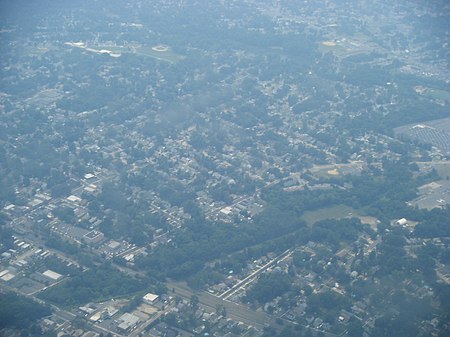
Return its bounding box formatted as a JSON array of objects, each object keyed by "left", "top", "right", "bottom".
[
  {"left": 301, "top": 204, "right": 355, "bottom": 226},
  {"left": 421, "top": 87, "right": 450, "bottom": 101},
  {"left": 319, "top": 33, "right": 382, "bottom": 58},
  {"left": 66, "top": 42, "right": 184, "bottom": 63},
  {"left": 28, "top": 46, "right": 52, "bottom": 56},
  {"left": 309, "top": 161, "right": 366, "bottom": 179},
  {"left": 319, "top": 42, "right": 355, "bottom": 58},
  {"left": 135, "top": 45, "right": 184, "bottom": 62},
  {"left": 310, "top": 167, "right": 343, "bottom": 179}
]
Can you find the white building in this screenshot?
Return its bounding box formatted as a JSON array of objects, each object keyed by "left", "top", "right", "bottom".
[
  {"left": 43, "top": 269, "right": 63, "bottom": 281},
  {"left": 396, "top": 218, "right": 408, "bottom": 226},
  {"left": 143, "top": 292, "right": 159, "bottom": 305}
]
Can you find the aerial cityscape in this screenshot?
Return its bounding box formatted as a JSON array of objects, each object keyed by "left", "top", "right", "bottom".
[{"left": 0, "top": 0, "right": 449, "bottom": 337}]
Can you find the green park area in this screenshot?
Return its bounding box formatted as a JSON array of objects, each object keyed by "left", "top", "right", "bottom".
[
  {"left": 301, "top": 204, "right": 356, "bottom": 226},
  {"left": 318, "top": 33, "right": 378, "bottom": 58},
  {"left": 134, "top": 45, "right": 185, "bottom": 62},
  {"left": 423, "top": 88, "right": 450, "bottom": 101}
]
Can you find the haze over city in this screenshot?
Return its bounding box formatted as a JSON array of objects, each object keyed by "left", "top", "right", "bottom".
[{"left": 0, "top": 1, "right": 449, "bottom": 337}]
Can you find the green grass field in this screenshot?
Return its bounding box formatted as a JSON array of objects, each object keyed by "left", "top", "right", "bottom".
[
  {"left": 312, "top": 167, "right": 341, "bottom": 179},
  {"left": 318, "top": 33, "right": 377, "bottom": 58},
  {"left": 318, "top": 43, "right": 352, "bottom": 58},
  {"left": 301, "top": 204, "right": 356, "bottom": 226},
  {"left": 424, "top": 88, "right": 450, "bottom": 101},
  {"left": 135, "top": 46, "right": 185, "bottom": 63}
]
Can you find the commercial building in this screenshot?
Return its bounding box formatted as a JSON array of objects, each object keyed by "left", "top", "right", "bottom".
[
  {"left": 116, "top": 313, "right": 140, "bottom": 332},
  {"left": 83, "top": 230, "right": 105, "bottom": 244},
  {"left": 143, "top": 292, "right": 159, "bottom": 305}
]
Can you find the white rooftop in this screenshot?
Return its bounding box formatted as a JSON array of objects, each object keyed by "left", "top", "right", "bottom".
[
  {"left": 143, "top": 293, "right": 159, "bottom": 303},
  {"left": 67, "top": 195, "right": 81, "bottom": 202},
  {"left": 43, "top": 269, "right": 63, "bottom": 281}
]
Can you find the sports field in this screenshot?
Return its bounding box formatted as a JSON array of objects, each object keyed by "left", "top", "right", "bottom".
[
  {"left": 301, "top": 204, "right": 356, "bottom": 226},
  {"left": 134, "top": 45, "right": 184, "bottom": 62},
  {"left": 318, "top": 33, "right": 381, "bottom": 58},
  {"left": 416, "top": 86, "right": 450, "bottom": 101}
]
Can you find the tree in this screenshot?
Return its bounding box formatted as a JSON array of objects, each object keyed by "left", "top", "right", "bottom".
[
  {"left": 164, "top": 312, "right": 178, "bottom": 327},
  {"left": 189, "top": 295, "right": 199, "bottom": 310},
  {"left": 0, "top": 292, "right": 51, "bottom": 330},
  {"left": 347, "top": 318, "right": 364, "bottom": 337},
  {"left": 215, "top": 303, "right": 226, "bottom": 317},
  {"left": 52, "top": 206, "right": 75, "bottom": 224},
  {"left": 245, "top": 272, "right": 291, "bottom": 304},
  {"left": 307, "top": 291, "right": 350, "bottom": 315}
]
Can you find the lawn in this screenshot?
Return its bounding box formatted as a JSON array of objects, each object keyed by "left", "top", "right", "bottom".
[
  {"left": 424, "top": 88, "right": 450, "bottom": 101},
  {"left": 301, "top": 204, "right": 356, "bottom": 226},
  {"left": 135, "top": 46, "right": 185, "bottom": 63}
]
